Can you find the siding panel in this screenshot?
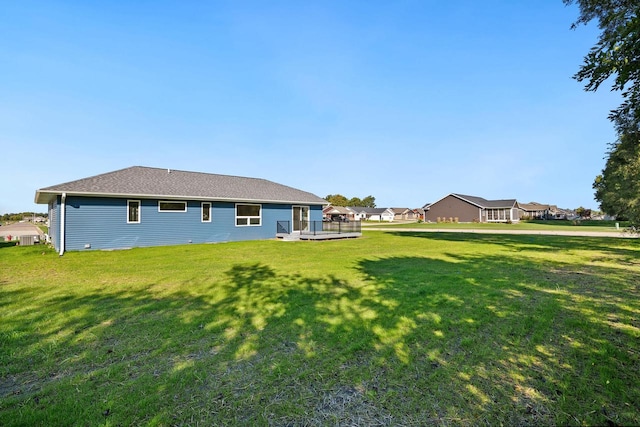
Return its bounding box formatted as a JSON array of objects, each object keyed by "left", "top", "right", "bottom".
[
  {"left": 425, "top": 195, "right": 480, "bottom": 223},
  {"left": 62, "top": 197, "right": 322, "bottom": 250}
]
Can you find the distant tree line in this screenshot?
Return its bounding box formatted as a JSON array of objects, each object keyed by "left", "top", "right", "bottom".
[
  {"left": 325, "top": 194, "right": 376, "bottom": 208},
  {"left": 1, "top": 212, "right": 48, "bottom": 222}
]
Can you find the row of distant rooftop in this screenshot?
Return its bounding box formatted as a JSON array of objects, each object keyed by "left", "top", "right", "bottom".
[{"left": 324, "top": 194, "right": 574, "bottom": 223}]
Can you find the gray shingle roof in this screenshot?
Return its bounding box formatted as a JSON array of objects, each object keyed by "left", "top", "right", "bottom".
[
  {"left": 348, "top": 207, "right": 390, "bottom": 214},
  {"left": 452, "top": 194, "right": 517, "bottom": 209},
  {"left": 323, "top": 206, "right": 353, "bottom": 214},
  {"left": 517, "top": 202, "right": 553, "bottom": 211},
  {"left": 35, "top": 166, "right": 327, "bottom": 205}
]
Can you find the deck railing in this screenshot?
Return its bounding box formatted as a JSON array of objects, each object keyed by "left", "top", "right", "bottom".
[
  {"left": 277, "top": 221, "right": 291, "bottom": 234},
  {"left": 276, "top": 220, "right": 361, "bottom": 236}
]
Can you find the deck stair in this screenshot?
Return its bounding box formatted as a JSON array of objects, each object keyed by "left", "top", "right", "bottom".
[{"left": 278, "top": 233, "right": 301, "bottom": 241}]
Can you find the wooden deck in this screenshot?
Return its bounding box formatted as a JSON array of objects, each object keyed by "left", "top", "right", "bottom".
[{"left": 276, "top": 232, "right": 362, "bottom": 241}]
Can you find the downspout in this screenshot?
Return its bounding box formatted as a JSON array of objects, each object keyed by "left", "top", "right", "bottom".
[{"left": 59, "top": 193, "right": 66, "bottom": 256}]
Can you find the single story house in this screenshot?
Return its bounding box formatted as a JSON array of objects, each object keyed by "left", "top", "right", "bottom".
[
  {"left": 516, "top": 202, "right": 558, "bottom": 220},
  {"left": 350, "top": 207, "right": 395, "bottom": 222},
  {"left": 423, "top": 193, "right": 520, "bottom": 223},
  {"left": 35, "top": 166, "right": 327, "bottom": 253},
  {"left": 413, "top": 208, "right": 425, "bottom": 221},
  {"left": 390, "top": 208, "right": 418, "bottom": 221},
  {"left": 322, "top": 205, "right": 357, "bottom": 221},
  {"left": 554, "top": 208, "right": 572, "bottom": 220}
]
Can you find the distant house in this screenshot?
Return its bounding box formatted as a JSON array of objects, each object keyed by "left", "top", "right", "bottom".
[
  {"left": 423, "top": 193, "right": 520, "bottom": 223},
  {"left": 350, "top": 207, "right": 395, "bottom": 222},
  {"left": 413, "top": 208, "right": 425, "bottom": 221},
  {"left": 390, "top": 208, "right": 418, "bottom": 221},
  {"left": 555, "top": 208, "right": 572, "bottom": 220},
  {"left": 517, "top": 202, "right": 557, "bottom": 220},
  {"left": 323, "top": 205, "right": 357, "bottom": 221},
  {"left": 35, "top": 166, "right": 327, "bottom": 253}
]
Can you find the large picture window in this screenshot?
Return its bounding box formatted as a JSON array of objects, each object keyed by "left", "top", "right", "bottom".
[
  {"left": 487, "top": 208, "right": 509, "bottom": 222},
  {"left": 236, "top": 203, "right": 261, "bottom": 226},
  {"left": 202, "top": 202, "right": 211, "bottom": 222},
  {"left": 128, "top": 200, "right": 140, "bottom": 223},
  {"left": 158, "top": 201, "right": 187, "bottom": 212}
]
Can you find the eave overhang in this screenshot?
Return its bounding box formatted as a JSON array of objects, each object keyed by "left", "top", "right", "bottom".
[{"left": 35, "top": 190, "right": 327, "bottom": 206}]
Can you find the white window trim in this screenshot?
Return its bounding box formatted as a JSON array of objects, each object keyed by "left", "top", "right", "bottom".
[
  {"left": 292, "top": 205, "right": 310, "bottom": 232},
  {"left": 127, "top": 200, "right": 141, "bottom": 224},
  {"left": 235, "top": 203, "right": 262, "bottom": 227},
  {"left": 202, "top": 202, "right": 212, "bottom": 223},
  {"left": 292, "top": 205, "right": 310, "bottom": 222},
  {"left": 486, "top": 208, "right": 510, "bottom": 222},
  {"left": 158, "top": 200, "right": 187, "bottom": 212}
]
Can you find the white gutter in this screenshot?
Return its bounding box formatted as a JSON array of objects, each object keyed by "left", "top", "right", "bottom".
[{"left": 59, "top": 193, "right": 66, "bottom": 256}]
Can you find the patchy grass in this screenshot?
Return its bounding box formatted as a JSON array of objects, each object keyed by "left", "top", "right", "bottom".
[{"left": 1, "top": 231, "right": 639, "bottom": 426}]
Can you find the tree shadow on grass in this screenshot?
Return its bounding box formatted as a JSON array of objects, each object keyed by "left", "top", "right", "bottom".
[
  {"left": 387, "top": 230, "right": 640, "bottom": 262},
  {"left": 356, "top": 251, "right": 640, "bottom": 426},
  {"left": 1, "top": 262, "right": 406, "bottom": 425},
  {"left": 1, "top": 246, "right": 639, "bottom": 426}
]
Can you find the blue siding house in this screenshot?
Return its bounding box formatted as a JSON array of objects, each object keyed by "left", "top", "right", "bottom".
[{"left": 35, "top": 166, "right": 327, "bottom": 253}]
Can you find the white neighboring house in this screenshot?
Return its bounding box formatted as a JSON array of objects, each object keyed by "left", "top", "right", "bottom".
[{"left": 350, "top": 207, "right": 395, "bottom": 222}]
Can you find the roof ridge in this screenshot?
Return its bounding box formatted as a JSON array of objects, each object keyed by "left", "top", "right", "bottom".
[{"left": 135, "top": 166, "right": 275, "bottom": 182}]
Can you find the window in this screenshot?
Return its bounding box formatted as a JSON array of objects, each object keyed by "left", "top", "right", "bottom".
[
  {"left": 202, "top": 202, "right": 211, "bottom": 222},
  {"left": 128, "top": 200, "right": 140, "bottom": 223},
  {"left": 158, "top": 201, "right": 187, "bottom": 212},
  {"left": 236, "top": 203, "right": 261, "bottom": 226},
  {"left": 487, "top": 208, "right": 509, "bottom": 222}
]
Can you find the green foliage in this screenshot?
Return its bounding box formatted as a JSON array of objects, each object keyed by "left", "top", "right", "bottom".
[
  {"left": 1, "top": 212, "right": 47, "bottom": 222},
  {"left": 347, "top": 196, "right": 363, "bottom": 206},
  {"left": 361, "top": 195, "right": 376, "bottom": 208},
  {"left": 575, "top": 206, "right": 592, "bottom": 219},
  {"left": 565, "top": 0, "right": 640, "bottom": 132},
  {"left": 593, "top": 131, "right": 640, "bottom": 224},
  {"left": 567, "top": 1, "right": 640, "bottom": 223},
  {"left": 325, "top": 194, "right": 349, "bottom": 206},
  {"left": 325, "top": 194, "right": 376, "bottom": 207}
]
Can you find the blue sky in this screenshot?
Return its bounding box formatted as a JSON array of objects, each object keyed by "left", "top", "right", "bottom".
[{"left": 1, "top": 1, "right": 620, "bottom": 213}]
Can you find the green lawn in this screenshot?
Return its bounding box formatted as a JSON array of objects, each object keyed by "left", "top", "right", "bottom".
[
  {"left": 365, "top": 219, "right": 630, "bottom": 233},
  {"left": 1, "top": 231, "right": 639, "bottom": 426}
]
